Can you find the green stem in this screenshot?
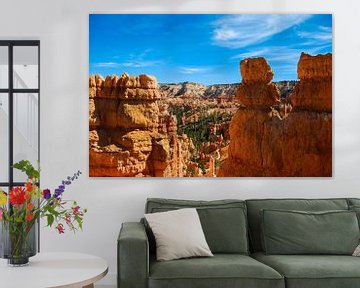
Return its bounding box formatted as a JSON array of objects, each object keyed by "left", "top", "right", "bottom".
[{"left": 8, "top": 221, "right": 31, "bottom": 259}]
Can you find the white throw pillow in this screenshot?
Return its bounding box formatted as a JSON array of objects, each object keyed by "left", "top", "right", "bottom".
[
  {"left": 353, "top": 244, "right": 360, "bottom": 256},
  {"left": 145, "top": 208, "right": 213, "bottom": 261}
]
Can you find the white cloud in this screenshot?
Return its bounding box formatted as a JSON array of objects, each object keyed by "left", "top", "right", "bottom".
[
  {"left": 121, "top": 49, "right": 163, "bottom": 68},
  {"left": 319, "top": 26, "right": 332, "bottom": 32},
  {"left": 231, "top": 46, "right": 300, "bottom": 62},
  {"left": 230, "top": 48, "right": 271, "bottom": 60},
  {"left": 231, "top": 44, "right": 331, "bottom": 63},
  {"left": 93, "top": 62, "right": 120, "bottom": 68},
  {"left": 180, "top": 67, "right": 209, "bottom": 74},
  {"left": 213, "top": 14, "right": 311, "bottom": 49},
  {"left": 122, "top": 60, "right": 163, "bottom": 68},
  {"left": 94, "top": 49, "right": 164, "bottom": 69},
  {"left": 297, "top": 25, "right": 332, "bottom": 42}
]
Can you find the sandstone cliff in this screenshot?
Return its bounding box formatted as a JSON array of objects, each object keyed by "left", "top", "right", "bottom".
[
  {"left": 218, "top": 53, "right": 332, "bottom": 177},
  {"left": 89, "top": 73, "right": 193, "bottom": 177}
]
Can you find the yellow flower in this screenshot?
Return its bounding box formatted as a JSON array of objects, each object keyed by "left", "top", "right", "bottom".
[{"left": 0, "top": 190, "right": 7, "bottom": 206}]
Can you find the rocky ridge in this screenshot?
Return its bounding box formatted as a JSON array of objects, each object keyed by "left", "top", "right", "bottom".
[{"left": 159, "top": 81, "right": 296, "bottom": 100}]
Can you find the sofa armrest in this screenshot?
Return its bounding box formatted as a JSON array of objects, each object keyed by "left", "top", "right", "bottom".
[{"left": 118, "top": 222, "right": 149, "bottom": 288}]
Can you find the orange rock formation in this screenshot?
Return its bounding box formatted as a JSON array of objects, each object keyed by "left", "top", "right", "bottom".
[
  {"left": 218, "top": 53, "right": 332, "bottom": 177},
  {"left": 237, "top": 57, "right": 280, "bottom": 107},
  {"left": 89, "top": 73, "right": 193, "bottom": 177},
  {"left": 291, "top": 53, "right": 332, "bottom": 112}
]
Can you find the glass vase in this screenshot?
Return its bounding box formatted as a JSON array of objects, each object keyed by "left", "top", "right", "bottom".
[{"left": 0, "top": 220, "right": 37, "bottom": 266}]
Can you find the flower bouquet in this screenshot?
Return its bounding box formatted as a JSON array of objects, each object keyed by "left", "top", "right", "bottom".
[{"left": 0, "top": 160, "right": 87, "bottom": 266}]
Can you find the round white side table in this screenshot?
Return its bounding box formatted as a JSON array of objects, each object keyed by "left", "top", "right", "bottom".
[{"left": 0, "top": 252, "right": 108, "bottom": 288}]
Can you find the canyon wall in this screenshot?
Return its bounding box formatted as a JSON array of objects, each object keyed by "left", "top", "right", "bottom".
[
  {"left": 159, "top": 81, "right": 295, "bottom": 100},
  {"left": 218, "top": 53, "right": 332, "bottom": 177},
  {"left": 89, "top": 73, "right": 193, "bottom": 177}
]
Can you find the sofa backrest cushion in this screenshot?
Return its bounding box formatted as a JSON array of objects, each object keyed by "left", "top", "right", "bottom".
[
  {"left": 261, "top": 209, "right": 359, "bottom": 255},
  {"left": 350, "top": 206, "right": 360, "bottom": 226},
  {"left": 347, "top": 199, "right": 360, "bottom": 228},
  {"left": 348, "top": 198, "right": 360, "bottom": 207},
  {"left": 145, "top": 198, "right": 249, "bottom": 254},
  {"left": 246, "top": 198, "right": 349, "bottom": 252}
]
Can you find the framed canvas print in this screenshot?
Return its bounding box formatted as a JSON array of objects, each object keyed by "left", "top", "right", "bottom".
[{"left": 89, "top": 14, "right": 332, "bottom": 177}]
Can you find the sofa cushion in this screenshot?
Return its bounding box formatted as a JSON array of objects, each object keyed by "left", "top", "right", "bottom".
[
  {"left": 349, "top": 205, "right": 360, "bottom": 228},
  {"left": 146, "top": 198, "right": 248, "bottom": 254},
  {"left": 347, "top": 198, "right": 360, "bottom": 207},
  {"left": 145, "top": 208, "right": 213, "bottom": 261},
  {"left": 246, "top": 198, "right": 349, "bottom": 252},
  {"left": 149, "top": 254, "right": 284, "bottom": 288},
  {"left": 252, "top": 252, "right": 360, "bottom": 288},
  {"left": 346, "top": 199, "right": 360, "bottom": 229},
  {"left": 261, "top": 209, "right": 359, "bottom": 255}
]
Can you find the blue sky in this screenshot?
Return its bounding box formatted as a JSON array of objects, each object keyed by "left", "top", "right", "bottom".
[{"left": 89, "top": 14, "right": 332, "bottom": 84}]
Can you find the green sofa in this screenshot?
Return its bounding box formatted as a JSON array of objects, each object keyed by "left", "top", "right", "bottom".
[{"left": 118, "top": 198, "right": 360, "bottom": 288}]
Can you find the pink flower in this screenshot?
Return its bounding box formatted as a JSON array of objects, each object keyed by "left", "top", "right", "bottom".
[
  {"left": 56, "top": 223, "right": 65, "bottom": 234},
  {"left": 0, "top": 208, "right": 3, "bottom": 220},
  {"left": 72, "top": 205, "right": 80, "bottom": 215},
  {"left": 65, "top": 214, "right": 71, "bottom": 225}
]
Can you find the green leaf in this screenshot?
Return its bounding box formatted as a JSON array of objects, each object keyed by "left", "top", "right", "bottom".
[
  {"left": 76, "top": 218, "right": 83, "bottom": 230},
  {"left": 12, "top": 160, "right": 40, "bottom": 180},
  {"left": 47, "top": 214, "right": 54, "bottom": 227},
  {"left": 47, "top": 206, "right": 60, "bottom": 217}
]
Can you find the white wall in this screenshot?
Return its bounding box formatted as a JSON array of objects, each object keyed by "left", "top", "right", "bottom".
[{"left": 1, "top": 0, "right": 360, "bottom": 286}]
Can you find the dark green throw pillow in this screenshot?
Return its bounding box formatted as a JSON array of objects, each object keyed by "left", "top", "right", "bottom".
[
  {"left": 349, "top": 205, "right": 360, "bottom": 228},
  {"left": 261, "top": 209, "right": 360, "bottom": 255},
  {"left": 151, "top": 206, "right": 249, "bottom": 254}
]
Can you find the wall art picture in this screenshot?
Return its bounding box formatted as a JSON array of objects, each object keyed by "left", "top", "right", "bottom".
[{"left": 89, "top": 14, "right": 332, "bottom": 177}]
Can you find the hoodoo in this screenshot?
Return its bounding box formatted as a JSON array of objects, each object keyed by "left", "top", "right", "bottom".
[{"left": 89, "top": 73, "right": 192, "bottom": 177}]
